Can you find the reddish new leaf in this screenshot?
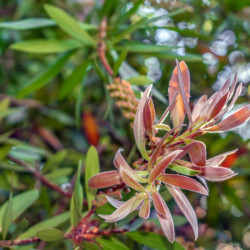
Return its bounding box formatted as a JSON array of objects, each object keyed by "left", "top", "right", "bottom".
[
  {"left": 190, "top": 166, "right": 234, "bottom": 179},
  {"left": 119, "top": 167, "right": 145, "bottom": 192},
  {"left": 167, "top": 185, "right": 198, "bottom": 240},
  {"left": 192, "top": 95, "right": 207, "bottom": 122},
  {"left": 148, "top": 150, "right": 183, "bottom": 183},
  {"left": 143, "top": 97, "right": 155, "bottom": 137},
  {"left": 158, "top": 174, "right": 208, "bottom": 195},
  {"left": 204, "top": 105, "right": 250, "bottom": 132},
  {"left": 152, "top": 190, "right": 175, "bottom": 243},
  {"left": 88, "top": 170, "right": 123, "bottom": 189},
  {"left": 209, "top": 92, "right": 228, "bottom": 120},
  {"left": 139, "top": 199, "right": 151, "bottom": 219},
  {"left": 134, "top": 85, "right": 152, "bottom": 160},
  {"left": 178, "top": 141, "right": 206, "bottom": 166},
  {"left": 106, "top": 195, "right": 125, "bottom": 208},
  {"left": 168, "top": 61, "right": 190, "bottom": 127},
  {"left": 203, "top": 173, "right": 238, "bottom": 182}
]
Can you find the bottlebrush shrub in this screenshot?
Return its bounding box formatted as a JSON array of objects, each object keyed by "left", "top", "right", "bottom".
[{"left": 89, "top": 60, "right": 250, "bottom": 242}]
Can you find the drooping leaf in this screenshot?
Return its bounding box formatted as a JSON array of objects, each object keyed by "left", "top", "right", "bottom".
[
  {"left": 148, "top": 150, "right": 183, "bottom": 183},
  {"left": 126, "top": 231, "right": 184, "bottom": 250},
  {"left": 44, "top": 4, "right": 95, "bottom": 46},
  {"left": 167, "top": 185, "right": 198, "bottom": 240},
  {"left": 85, "top": 146, "right": 100, "bottom": 210},
  {"left": 158, "top": 174, "right": 208, "bottom": 195},
  {"left": 70, "top": 161, "right": 83, "bottom": 226},
  {"left": 18, "top": 51, "right": 74, "bottom": 98},
  {"left": 19, "top": 212, "right": 69, "bottom": 239},
  {"left": 88, "top": 170, "right": 123, "bottom": 189},
  {"left": 133, "top": 85, "right": 152, "bottom": 160},
  {"left": 37, "top": 228, "right": 64, "bottom": 241},
  {"left": 106, "top": 195, "right": 125, "bottom": 209},
  {"left": 0, "top": 190, "right": 39, "bottom": 228},
  {"left": 151, "top": 191, "right": 175, "bottom": 243},
  {"left": 10, "top": 39, "right": 83, "bottom": 53},
  {"left": 168, "top": 61, "right": 190, "bottom": 127}
]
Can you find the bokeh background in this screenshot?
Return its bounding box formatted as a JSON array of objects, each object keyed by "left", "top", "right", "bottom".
[{"left": 0, "top": 0, "right": 249, "bottom": 249}]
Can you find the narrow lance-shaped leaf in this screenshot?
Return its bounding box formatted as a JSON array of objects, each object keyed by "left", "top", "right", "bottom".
[
  {"left": 18, "top": 51, "right": 74, "bottom": 98},
  {"left": 37, "top": 228, "right": 64, "bottom": 242},
  {"left": 167, "top": 185, "right": 198, "bottom": 240},
  {"left": 99, "top": 196, "right": 142, "bottom": 223},
  {"left": 2, "top": 190, "right": 13, "bottom": 240},
  {"left": 168, "top": 61, "right": 190, "bottom": 127},
  {"left": 119, "top": 167, "right": 145, "bottom": 192},
  {"left": 133, "top": 85, "right": 152, "bottom": 160},
  {"left": 158, "top": 174, "right": 208, "bottom": 195},
  {"left": 192, "top": 95, "right": 207, "bottom": 122},
  {"left": 204, "top": 105, "right": 250, "bottom": 132},
  {"left": 151, "top": 191, "right": 175, "bottom": 243},
  {"left": 178, "top": 141, "right": 207, "bottom": 166},
  {"left": 44, "top": 4, "right": 95, "bottom": 46},
  {"left": 88, "top": 170, "right": 123, "bottom": 189},
  {"left": 176, "top": 60, "right": 193, "bottom": 129},
  {"left": 139, "top": 199, "right": 150, "bottom": 219},
  {"left": 114, "top": 149, "right": 147, "bottom": 183},
  {"left": 143, "top": 97, "right": 155, "bottom": 137},
  {"left": 85, "top": 146, "right": 100, "bottom": 210},
  {"left": 106, "top": 195, "right": 125, "bottom": 209},
  {"left": 148, "top": 150, "right": 183, "bottom": 183}
]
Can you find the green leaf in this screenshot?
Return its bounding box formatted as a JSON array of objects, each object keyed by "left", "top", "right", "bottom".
[
  {"left": 12, "top": 218, "right": 29, "bottom": 240},
  {"left": 59, "top": 60, "right": 90, "bottom": 100},
  {"left": 117, "top": 41, "right": 177, "bottom": 53},
  {"left": 113, "top": 48, "right": 128, "bottom": 77},
  {"left": 44, "top": 4, "right": 95, "bottom": 47},
  {"left": 153, "top": 52, "right": 203, "bottom": 62},
  {"left": 75, "top": 78, "right": 85, "bottom": 129},
  {"left": 0, "top": 18, "right": 55, "bottom": 30},
  {"left": 2, "top": 190, "right": 13, "bottom": 239},
  {"left": 96, "top": 238, "right": 129, "bottom": 250},
  {"left": 70, "top": 161, "right": 83, "bottom": 227},
  {"left": 44, "top": 168, "right": 73, "bottom": 181},
  {"left": 169, "top": 165, "right": 201, "bottom": 176},
  {"left": 111, "top": 18, "right": 147, "bottom": 44},
  {"left": 37, "top": 228, "right": 64, "bottom": 242},
  {"left": 17, "top": 51, "right": 74, "bottom": 98},
  {"left": 173, "top": 215, "right": 188, "bottom": 227},
  {"left": 19, "top": 212, "right": 70, "bottom": 239},
  {"left": 126, "top": 231, "right": 185, "bottom": 250},
  {"left": 10, "top": 39, "right": 83, "bottom": 53},
  {"left": 0, "top": 189, "right": 39, "bottom": 228},
  {"left": 127, "top": 75, "right": 154, "bottom": 85},
  {"left": 85, "top": 146, "right": 100, "bottom": 210},
  {"left": 43, "top": 150, "right": 68, "bottom": 173},
  {"left": 0, "top": 130, "right": 14, "bottom": 143}
]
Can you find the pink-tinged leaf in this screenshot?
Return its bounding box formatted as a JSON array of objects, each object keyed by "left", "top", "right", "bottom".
[
  {"left": 176, "top": 60, "right": 193, "bottom": 129},
  {"left": 134, "top": 85, "right": 152, "bottom": 160},
  {"left": 106, "top": 195, "right": 125, "bottom": 208},
  {"left": 139, "top": 199, "right": 151, "bottom": 219},
  {"left": 114, "top": 149, "right": 147, "bottom": 183},
  {"left": 206, "top": 149, "right": 238, "bottom": 167},
  {"left": 204, "top": 104, "right": 250, "bottom": 132},
  {"left": 167, "top": 185, "right": 198, "bottom": 240},
  {"left": 178, "top": 141, "right": 206, "bottom": 166},
  {"left": 99, "top": 196, "right": 143, "bottom": 222},
  {"left": 219, "top": 77, "right": 231, "bottom": 96},
  {"left": 148, "top": 150, "right": 183, "bottom": 183},
  {"left": 190, "top": 166, "right": 234, "bottom": 179},
  {"left": 203, "top": 173, "right": 238, "bottom": 182},
  {"left": 196, "top": 176, "right": 209, "bottom": 192},
  {"left": 228, "top": 72, "right": 238, "bottom": 100},
  {"left": 192, "top": 95, "right": 207, "bottom": 122},
  {"left": 200, "top": 92, "right": 219, "bottom": 121},
  {"left": 158, "top": 174, "right": 208, "bottom": 195},
  {"left": 209, "top": 92, "right": 228, "bottom": 120},
  {"left": 119, "top": 167, "right": 145, "bottom": 191},
  {"left": 143, "top": 98, "right": 155, "bottom": 137},
  {"left": 88, "top": 170, "right": 123, "bottom": 189},
  {"left": 158, "top": 93, "right": 178, "bottom": 124},
  {"left": 152, "top": 191, "right": 175, "bottom": 243},
  {"left": 148, "top": 126, "right": 184, "bottom": 171},
  {"left": 168, "top": 61, "right": 190, "bottom": 128}
]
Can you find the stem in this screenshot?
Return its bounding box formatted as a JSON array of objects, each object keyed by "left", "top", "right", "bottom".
[{"left": 0, "top": 237, "right": 40, "bottom": 247}]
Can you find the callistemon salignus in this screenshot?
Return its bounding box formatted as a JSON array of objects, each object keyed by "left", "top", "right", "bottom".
[{"left": 89, "top": 60, "right": 250, "bottom": 242}]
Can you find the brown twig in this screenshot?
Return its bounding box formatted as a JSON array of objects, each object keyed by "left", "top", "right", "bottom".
[{"left": 0, "top": 237, "right": 41, "bottom": 247}]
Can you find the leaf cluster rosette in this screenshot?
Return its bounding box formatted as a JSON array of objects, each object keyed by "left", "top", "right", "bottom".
[{"left": 89, "top": 60, "right": 250, "bottom": 242}]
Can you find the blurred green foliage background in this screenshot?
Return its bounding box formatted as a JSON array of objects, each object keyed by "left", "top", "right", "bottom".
[{"left": 0, "top": 0, "right": 249, "bottom": 249}]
